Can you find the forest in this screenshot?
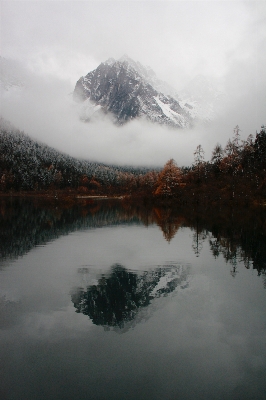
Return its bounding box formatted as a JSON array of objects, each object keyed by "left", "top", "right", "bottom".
[
  {"left": 151, "top": 124, "right": 266, "bottom": 206},
  {"left": 0, "top": 118, "right": 265, "bottom": 206},
  {"left": 0, "top": 118, "right": 154, "bottom": 193}
]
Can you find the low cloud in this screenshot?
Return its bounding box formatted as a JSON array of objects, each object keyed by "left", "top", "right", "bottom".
[
  {"left": 1, "top": 57, "right": 265, "bottom": 169},
  {"left": 1, "top": 79, "right": 197, "bottom": 167},
  {"left": 1, "top": 1, "right": 265, "bottom": 168}
]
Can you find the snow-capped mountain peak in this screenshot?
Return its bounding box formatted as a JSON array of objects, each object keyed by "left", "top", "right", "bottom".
[{"left": 73, "top": 56, "right": 193, "bottom": 128}]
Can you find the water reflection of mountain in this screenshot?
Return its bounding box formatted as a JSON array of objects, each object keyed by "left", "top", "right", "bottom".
[{"left": 71, "top": 263, "right": 190, "bottom": 331}]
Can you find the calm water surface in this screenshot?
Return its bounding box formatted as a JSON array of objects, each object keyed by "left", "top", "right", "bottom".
[{"left": 0, "top": 199, "right": 266, "bottom": 399}]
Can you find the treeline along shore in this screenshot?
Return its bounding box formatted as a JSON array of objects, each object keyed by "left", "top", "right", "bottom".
[{"left": 0, "top": 118, "right": 265, "bottom": 207}]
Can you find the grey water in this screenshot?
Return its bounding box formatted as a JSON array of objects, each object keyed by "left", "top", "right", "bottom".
[{"left": 0, "top": 199, "right": 266, "bottom": 400}]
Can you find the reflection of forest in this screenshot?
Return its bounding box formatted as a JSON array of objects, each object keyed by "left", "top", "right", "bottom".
[
  {"left": 0, "top": 198, "right": 265, "bottom": 281},
  {"left": 71, "top": 263, "right": 189, "bottom": 331},
  {"left": 0, "top": 198, "right": 142, "bottom": 260},
  {"left": 185, "top": 207, "right": 266, "bottom": 278}
]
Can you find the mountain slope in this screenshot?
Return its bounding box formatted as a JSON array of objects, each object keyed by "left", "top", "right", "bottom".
[
  {"left": 118, "top": 55, "right": 180, "bottom": 100},
  {"left": 0, "top": 55, "right": 226, "bottom": 128},
  {"left": 119, "top": 57, "right": 226, "bottom": 122},
  {"left": 73, "top": 56, "right": 193, "bottom": 128},
  {"left": 0, "top": 118, "right": 153, "bottom": 191}
]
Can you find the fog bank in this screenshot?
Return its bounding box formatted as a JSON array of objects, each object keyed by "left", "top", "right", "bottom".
[
  {"left": 1, "top": 65, "right": 264, "bottom": 168},
  {"left": 1, "top": 1, "right": 265, "bottom": 167}
]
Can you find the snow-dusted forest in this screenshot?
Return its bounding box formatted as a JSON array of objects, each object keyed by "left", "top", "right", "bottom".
[
  {"left": 1, "top": 117, "right": 265, "bottom": 206},
  {"left": 0, "top": 118, "right": 155, "bottom": 192}
]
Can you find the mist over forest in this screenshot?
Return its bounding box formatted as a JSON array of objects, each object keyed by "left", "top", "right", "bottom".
[
  {"left": 1, "top": 59, "right": 264, "bottom": 169},
  {"left": 1, "top": 1, "right": 265, "bottom": 169}
]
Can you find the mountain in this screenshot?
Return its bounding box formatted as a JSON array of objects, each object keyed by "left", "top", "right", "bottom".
[
  {"left": 118, "top": 55, "right": 180, "bottom": 100},
  {"left": 73, "top": 55, "right": 193, "bottom": 128},
  {"left": 119, "top": 56, "right": 227, "bottom": 122},
  {"left": 0, "top": 55, "right": 226, "bottom": 128}
]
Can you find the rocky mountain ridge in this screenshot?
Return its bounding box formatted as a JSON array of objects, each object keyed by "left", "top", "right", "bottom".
[
  {"left": 73, "top": 56, "right": 193, "bottom": 128},
  {"left": 73, "top": 55, "right": 226, "bottom": 127},
  {"left": 0, "top": 55, "right": 226, "bottom": 128}
]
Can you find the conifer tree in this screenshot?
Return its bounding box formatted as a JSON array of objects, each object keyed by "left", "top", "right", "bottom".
[
  {"left": 154, "top": 159, "right": 182, "bottom": 197},
  {"left": 193, "top": 145, "right": 205, "bottom": 182}
]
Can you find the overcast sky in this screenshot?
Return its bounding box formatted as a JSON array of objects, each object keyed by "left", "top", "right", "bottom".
[{"left": 1, "top": 0, "right": 266, "bottom": 167}]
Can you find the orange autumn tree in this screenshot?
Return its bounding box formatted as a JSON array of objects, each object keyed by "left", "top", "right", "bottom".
[{"left": 154, "top": 159, "right": 182, "bottom": 197}]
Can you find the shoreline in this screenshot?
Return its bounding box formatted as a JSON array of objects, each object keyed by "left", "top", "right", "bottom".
[{"left": 0, "top": 191, "right": 265, "bottom": 208}]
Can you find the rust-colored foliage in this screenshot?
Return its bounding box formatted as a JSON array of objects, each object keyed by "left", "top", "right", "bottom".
[
  {"left": 88, "top": 178, "right": 101, "bottom": 190},
  {"left": 154, "top": 159, "right": 182, "bottom": 197},
  {"left": 153, "top": 207, "right": 184, "bottom": 241},
  {"left": 78, "top": 186, "right": 89, "bottom": 194},
  {"left": 80, "top": 175, "right": 90, "bottom": 187}
]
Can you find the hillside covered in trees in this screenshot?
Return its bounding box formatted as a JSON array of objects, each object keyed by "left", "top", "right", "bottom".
[
  {"left": 0, "top": 118, "right": 156, "bottom": 194},
  {"left": 0, "top": 118, "right": 265, "bottom": 205},
  {"left": 154, "top": 124, "right": 266, "bottom": 205}
]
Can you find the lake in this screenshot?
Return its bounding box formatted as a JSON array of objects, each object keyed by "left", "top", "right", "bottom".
[{"left": 0, "top": 198, "right": 266, "bottom": 400}]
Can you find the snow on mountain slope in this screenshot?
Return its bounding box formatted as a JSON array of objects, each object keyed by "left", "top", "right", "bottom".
[
  {"left": 117, "top": 56, "right": 227, "bottom": 123},
  {"left": 1, "top": 54, "right": 226, "bottom": 129},
  {"left": 153, "top": 96, "right": 188, "bottom": 126},
  {"left": 118, "top": 54, "right": 180, "bottom": 99},
  {"left": 73, "top": 56, "right": 193, "bottom": 128}
]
